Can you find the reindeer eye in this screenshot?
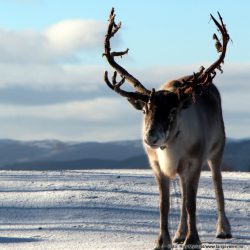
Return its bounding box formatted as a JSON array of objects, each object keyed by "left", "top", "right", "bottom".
[{"left": 170, "top": 108, "right": 177, "bottom": 116}]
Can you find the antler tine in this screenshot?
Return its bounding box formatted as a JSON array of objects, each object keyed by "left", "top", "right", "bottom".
[
  {"left": 104, "top": 71, "right": 124, "bottom": 93},
  {"left": 103, "top": 8, "right": 150, "bottom": 96},
  {"left": 178, "top": 12, "right": 230, "bottom": 100},
  {"left": 201, "top": 12, "right": 229, "bottom": 83},
  {"left": 104, "top": 71, "right": 149, "bottom": 102},
  {"left": 111, "top": 48, "right": 129, "bottom": 57},
  {"left": 149, "top": 88, "right": 156, "bottom": 103}
]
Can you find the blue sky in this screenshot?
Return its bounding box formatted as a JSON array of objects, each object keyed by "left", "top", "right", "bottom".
[{"left": 0, "top": 0, "right": 249, "bottom": 141}]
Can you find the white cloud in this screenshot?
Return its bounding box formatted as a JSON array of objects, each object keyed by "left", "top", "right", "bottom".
[
  {"left": 0, "top": 28, "right": 53, "bottom": 63},
  {"left": 0, "top": 119, "right": 142, "bottom": 142},
  {"left": 0, "top": 19, "right": 105, "bottom": 63},
  {"left": 0, "top": 59, "right": 249, "bottom": 102},
  {"left": 0, "top": 97, "right": 143, "bottom": 141},
  {"left": 222, "top": 92, "right": 249, "bottom": 113},
  {"left": 0, "top": 9, "right": 248, "bottom": 141},
  {"left": 0, "top": 97, "right": 135, "bottom": 121},
  {"left": 44, "top": 20, "right": 106, "bottom": 54},
  {"left": 0, "top": 25, "right": 249, "bottom": 141},
  {"left": 0, "top": 18, "right": 115, "bottom": 91},
  {"left": 118, "top": 62, "right": 250, "bottom": 93},
  {"left": 0, "top": 63, "right": 104, "bottom": 91}
]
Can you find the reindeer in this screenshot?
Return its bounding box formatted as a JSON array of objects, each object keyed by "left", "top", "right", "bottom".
[{"left": 103, "top": 8, "right": 232, "bottom": 249}]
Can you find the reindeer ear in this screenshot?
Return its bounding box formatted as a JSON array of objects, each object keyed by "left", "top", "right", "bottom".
[{"left": 127, "top": 98, "right": 145, "bottom": 110}]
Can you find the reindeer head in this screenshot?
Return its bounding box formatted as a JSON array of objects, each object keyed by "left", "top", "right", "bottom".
[{"left": 103, "top": 8, "right": 229, "bottom": 149}]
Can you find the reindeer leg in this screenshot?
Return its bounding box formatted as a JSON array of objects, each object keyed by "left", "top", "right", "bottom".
[
  {"left": 181, "top": 163, "right": 201, "bottom": 250},
  {"left": 173, "top": 175, "right": 188, "bottom": 244},
  {"left": 154, "top": 175, "right": 172, "bottom": 250},
  {"left": 152, "top": 163, "right": 171, "bottom": 250},
  {"left": 208, "top": 153, "right": 232, "bottom": 239}
]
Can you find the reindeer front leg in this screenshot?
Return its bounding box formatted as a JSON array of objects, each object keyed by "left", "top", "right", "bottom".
[
  {"left": 154, "top": 173, "right": 171, "bottom": 250},
  {"left": 173, "top": 175, "right": 188, "bottom": 244},
  {"left": 147, "top": 149, "right": 172, "bottom": 250},
  {"left": 180, "top": 164, "right": 202, "bottom": 250}
]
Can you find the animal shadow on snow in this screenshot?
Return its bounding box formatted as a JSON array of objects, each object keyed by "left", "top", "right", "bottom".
[{"left": 0, "top": 236, "right": 41, "bottom": 244}]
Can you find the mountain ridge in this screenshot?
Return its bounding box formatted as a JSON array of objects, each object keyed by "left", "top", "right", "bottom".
[{"left": 0, "top": 138, "right": 249, "bottom": 171}]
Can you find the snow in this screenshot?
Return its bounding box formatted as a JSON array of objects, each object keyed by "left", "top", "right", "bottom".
[{"left": 0, "top": 170, "right": 249, "bottom": 249}]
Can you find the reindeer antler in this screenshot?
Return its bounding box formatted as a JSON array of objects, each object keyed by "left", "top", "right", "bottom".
[
  {"left": 178, "top": 12, "right": 230, "bottom": 98},
  {"left": 103, "top": 8, "right": 151, "bottom": 101},
  {"left": 104, "top": 71, "right": 149, "bottom": 102}
]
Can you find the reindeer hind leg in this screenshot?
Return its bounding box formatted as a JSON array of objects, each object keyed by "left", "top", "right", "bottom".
[{"left": 208, "top": 150, "right": 232, "bottom": 239}]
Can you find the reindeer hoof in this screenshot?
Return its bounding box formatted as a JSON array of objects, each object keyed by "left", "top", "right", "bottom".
[
  {"left": 216, "top": 232, "right": 232, "bottom": 239},
  {"left": 172, "top": 236, "right": 185, "bottom": 244},
  {"left": 154, "top": 234, "right": 172, "bottom": 250},
  {"left": 183, "top": 235, "right": 201, "bottom": 250},
  {"left": 153, "top": 247, "right": 161, "bottom": 250},
  {"left": 216, "top": 215, "right": 232, "bottom": 239},
  {"left": 173, "top": 229, "right": 187, "bottom": 244}
]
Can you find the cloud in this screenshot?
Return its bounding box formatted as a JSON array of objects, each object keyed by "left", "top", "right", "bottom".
[
  {"left": 1, "top": 18, "right": 248, "bottom": 95},
  {"left": 0, "top": 29, "right": 53, "bottom": 63},
  {"left": 222, "top": 92, "right": 249, "bottom": 113},
  {"left": 223, "top": 110, "right": 250, "bottom": 138},
  {"left": 0, "top": 20, "right": 249, "bottom": 142},
  {"left": 0, "top": 97, "right": 142, "bottom": 141},
  {"left": 0, "top": 97, "right": 137, "bottom": 122},
  {"left": 0, "top": 86, "right": 108, "bottom": 105},
  {"left": 0, "top": 63, "right": 104, "bottom": 91},
  {"left": 0, "top": 89, "right": 248, "bottom": 141},
  {"left": 119, "top": 62, "right": 250, "bottom": 93},
  {"left": 215, "top": 63, "right": 250, "bottom": 93},
  {"left": 0, "top": 116, "right": 142, "bottom": 142},
  {"left": 44, "top": 20, "right": 106, "bottom": 54},
  {"left": 0, "top": 18, "right": 119, "bottom": 91},
  {"left": 0, "top": 19, "right": 105, "bottom": 63}
]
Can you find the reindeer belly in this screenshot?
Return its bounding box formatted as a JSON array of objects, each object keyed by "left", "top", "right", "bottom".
[{"left": 156, "top": 148, "right": 179, "bottom": 178}]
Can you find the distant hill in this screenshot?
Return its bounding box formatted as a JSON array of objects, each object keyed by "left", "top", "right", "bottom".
[
  {"left": 0, "top": 139, "right": 144, "bottom": 164},
  {"left": 0, "top": 138, "right": 249, "bottom": 171},
  {"left": 223, "top": 139, "right": 250, "bottom": 171}
]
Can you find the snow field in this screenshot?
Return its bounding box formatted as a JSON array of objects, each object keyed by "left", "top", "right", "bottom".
[{"left": 0, "top": 170, "right": 249, "bottom": 249}]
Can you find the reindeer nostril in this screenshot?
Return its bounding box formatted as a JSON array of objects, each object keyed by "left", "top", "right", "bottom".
[
  {"left": 148, "top": 129, "right": 155, "bottom": 137},
  {"left": 145, "top": 129, "right": 159, "bottom": 145},
  {"left": 151, "top": 138, "right": 158, "bottom": 144}
]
